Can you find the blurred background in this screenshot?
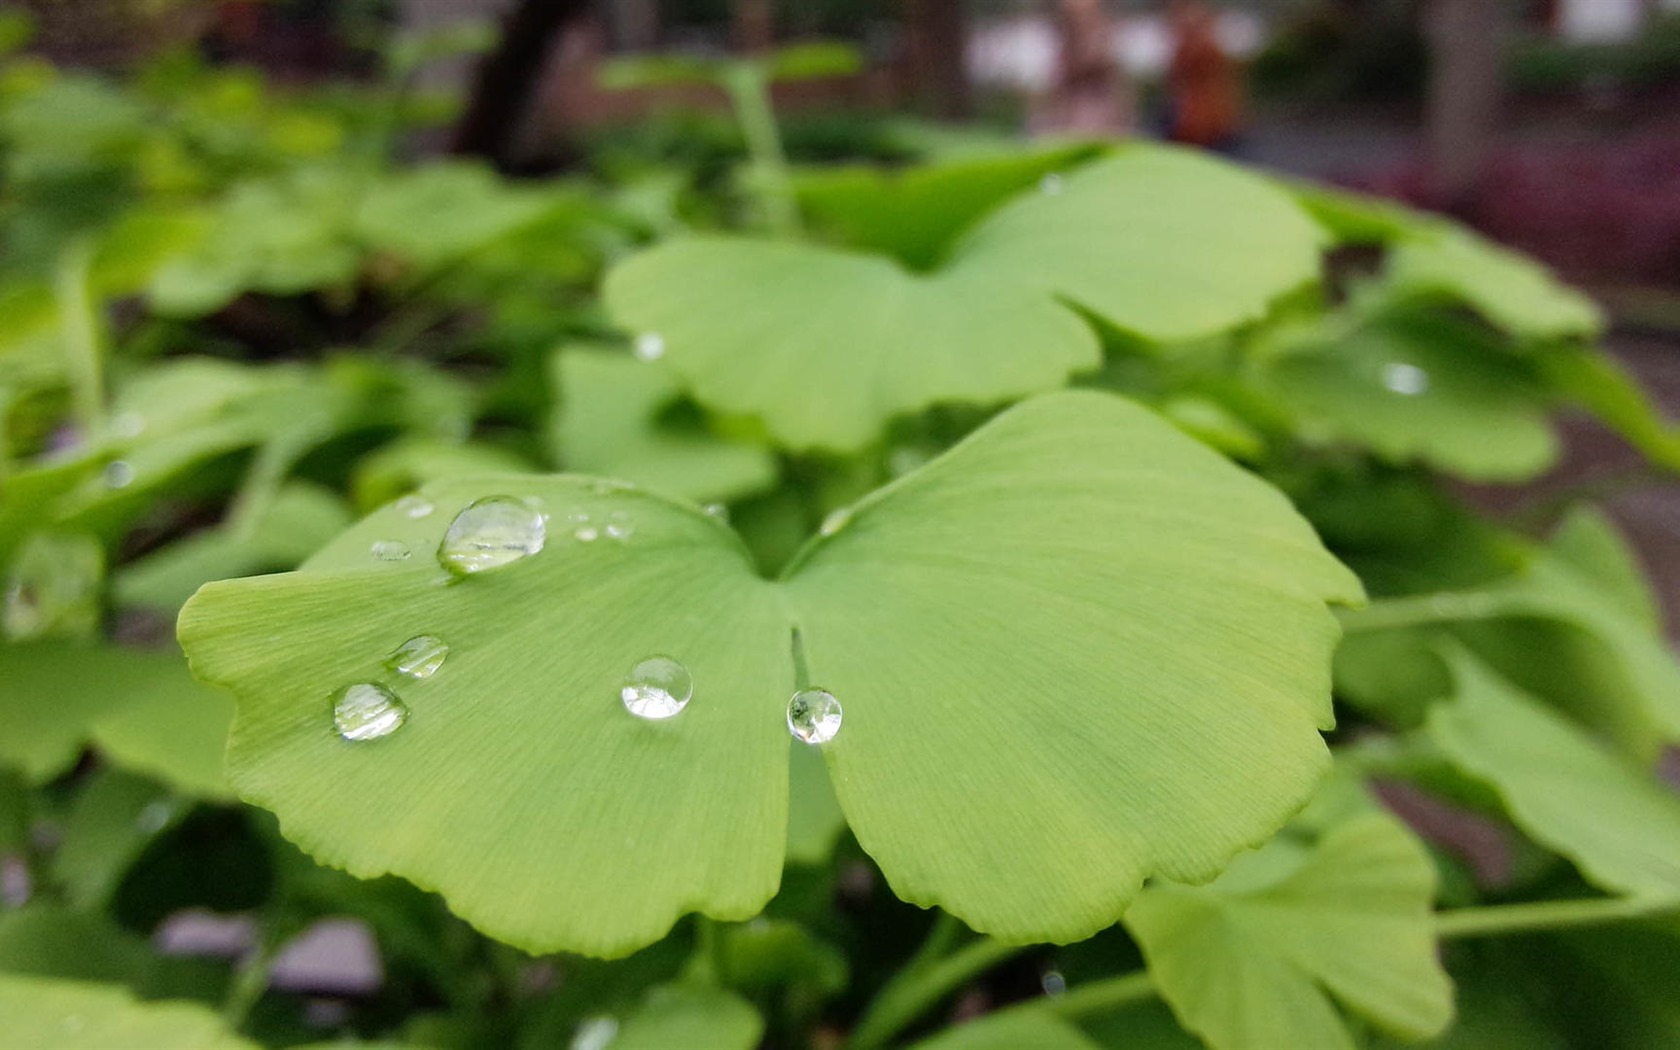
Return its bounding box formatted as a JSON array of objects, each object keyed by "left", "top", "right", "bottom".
[{"left": 12, "top": 1, "right": 1680, "bottom": 623}]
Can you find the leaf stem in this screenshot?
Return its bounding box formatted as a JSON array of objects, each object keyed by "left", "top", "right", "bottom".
[
  {"left": 222, "top": 942, "right": 276, "bottom": 1028},
  {"left": 1435, "top": 895, "right": 1680, "bottom": 940},
  {"left": 1337, "top": 592, "right": 1503, "bottom": 634},
  {"left": 53, "top": 239, "right": 105, "bottom": 438},
  {"left": 847, "top": 934, "right": 1029, "bottom": 1050},
  {"left": 720, "top": 63, "right": 799, "bottom": 237}
]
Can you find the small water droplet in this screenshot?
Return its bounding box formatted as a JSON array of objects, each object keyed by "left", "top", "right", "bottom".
[
  {"left": 589, "top": 479, "right": 632, "bottom": 496},
  {"left": 633, "top": 332, "right": 665, "bottom": 362},
  {"left": 703, "top": 503, "right": 729, "bottom": 522},
  {"left": 371, "top": 540, "right": 411, "bottom": 561},
  {"left": 621, "top": 656, "right": 693, "bottom": 720},
  {"left": 571, "top": 1016, "right": 619, "bottom": 1050},
  {"left": 385, "top": 635, "right": 448, "bottom": 679},
  {"left": 103, "top": 460, "right": 134, "bottom": 489},
  {"left": 1042, "top": 970, "right": 1068, "bottom": 997},
  {"left": 605, "top": 510, "right": 633, "bottom": 542},
  {"left": 575, "top": 524, "right": 599, "bottom": 542},
  {"left": 110, "top": 411, "right": 145, "bottom": 438},
  {"left": 438, "top": 496, "right": 546, "bottom": 575},
  {"left": 888, "top": 446, "right": 931, "bottom": 477},
  {"left": 1039, "top": 172, "right": 1064, "bottom": 195},
  {"left": 787, "top": 689, "right": 842, "bottom": 744},
  {"left": 397, "top": 494, "right": 434, "bottom": 519},
  {"left": 333, "top": 683, "right": 409, "bottom": 741},
  {"left": 1380, "top": 361, "right": 1430, "bottom": 396},
  {"left": 819, "top": 508, "right": 851, "bottom": 537},
  {"left": 135, "top": 800, "right": 175, "bottom": 834}
]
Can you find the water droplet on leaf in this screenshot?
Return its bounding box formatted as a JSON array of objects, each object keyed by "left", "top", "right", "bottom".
[
  {"left": 605, "top": 510, "right": 633, "bottom": 542},
  {"left": 333, "top": 683, "right": 409, "bottom": 741},
  {"left": 819, "top": 508, "right": 851, "bottom": 537},
  {"left": 575, "top": 524, "right": 599, "bottom": 542},
  {"left": 633, "top": 332, "right": 665, "bottom": 362},
  {"left": 1042, "top": 970, "right": 1068, "bottom": 996},
  {"left": 621, "top": 656, "right": 693, "bottom": 720},
  {"left": 438, "top": 496, "right": 546, "bottom": 575},
  {"left": 1380, "top": 361, "right": 1430, "bottom": 396},
  {"left": 397, "top": 494, "right": 434, "bottom": 519},
  {"left": 571, "top": 1016, "right": 618, "bottom": 1050},
  {"left": 787, "top": 689, "right": 842, "bottom": 744},
  {"left": 703, "top": 503, "right": 729, "bottom": 522},
  {"left": 371, "top": 540, "right": 411, "bottom": 561},
  {"left": 1039, "top": 172, "right": 1064, "bottom": 195},
  {"left": 103, "top": 460, "right": 134, "bottom": 489},
  {"left": 135, "top": 800, "right": 176, "bottom": 834},
  {"left": 385, "top": 635, "right": 448, "bottom": 679}
]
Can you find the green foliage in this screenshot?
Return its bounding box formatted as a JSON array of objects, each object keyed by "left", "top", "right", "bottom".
[{"left": 2, "top": 30, "right": 1679, "bottom": 1050}]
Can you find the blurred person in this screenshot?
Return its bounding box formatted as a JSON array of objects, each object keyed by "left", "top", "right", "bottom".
[
  {"left": 1165, "top": 0, "right": 1242, "bottom": 152},
  {"left": 1032, "top": 0, "right": 1137, "bottom": 137}
]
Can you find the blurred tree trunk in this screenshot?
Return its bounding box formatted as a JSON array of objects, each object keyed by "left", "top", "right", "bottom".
[
  {"left": 605, "top": 0, "right": 659, "bottom": 50},
  {"left": 734, "top": 0, "right": 775, "bottom": 52},
  {"left": 903, "top": 0, "right": 971, "bottom": 119},
  {"left": 1423, "top": 0, "right": 1507, "bottom": 208},
  {"left": 450, "top": 0, "right": 595, "bottom": 167}
]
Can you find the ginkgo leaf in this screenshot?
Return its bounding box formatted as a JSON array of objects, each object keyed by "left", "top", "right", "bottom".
[
  {"left": 0, "top": 643, "right": 233, "bottom": 796},
  {"left": 179, "top": 391, "right": 1358, "bottom": 955},
  {"left": 1383, "top": 228, "right": 1602, "bottom": 342},
  {"left": 1428, "top": 647, "right": 1680, "bottom": 897},
  {"left": 785, "top": 393, "right": 1361, "bottom": 942},
  {"left": 1263, "top": 309, "right": 1558, "bottom": 481},
  {"left": 549, "top": 345, "right": 777, "bottom": 504},
  {"left": 604, "top": 147, "right": 1324, "bottom": 451},
  {"left": 1124, "top": 801, "right": 1454, "bottom": 1050},
  {"left": 609, "top": 983, "right": 763, "bottom": 1050},
  {"left": 0, "top": 974, "right": 255, "bottom": 1050}
]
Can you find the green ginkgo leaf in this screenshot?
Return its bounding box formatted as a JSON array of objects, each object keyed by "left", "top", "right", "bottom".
[
  {"left": 1264, "top": 309, "right": 1558, "bottom": 481},
  {"left": 1428, "top": 647, "right": 1680, "bottom": 897},
  {"left": 0, "top": 975, "right": 255, "bottom": 1050},
  {"left": 1384, "top": 228, "right": 1602, "bottom": 342},
  {"left": 0, "top": 643, "right": 233, "bottom": 795},
  {"left": 549, "top": 345, "right": 777, "bottom": 504},
  {"left": 608, "top": 983, "right": 763, "bottom": 1050},
  {"left": 604, "top": 147, "right": 1324, "bottom": 452},
  {"left": 1124, "top": 797, "right": 1454, "bottom": 1050},
  {"left": 179, "top": 391, "right": 1358, "bottom": 955}
]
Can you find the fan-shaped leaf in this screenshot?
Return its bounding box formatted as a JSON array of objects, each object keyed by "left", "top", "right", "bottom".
[
  {"left": 180, "top": 391, "right": 1358, "bottom": 954},
  {"left": 1428, "top": 648, "right": 1680, "bottom": 897},
  {"left": 549, "top": 345, "right": 776, "bottom": 504},
  {"left": 1125, "top": 802, "right": 1454, "bottom": 1050},
  {"left": 604, "top": 148, "right": 1324, "bottom": 451},
  {"left": 0, "top": 975, "right": 255, "bottom": 1050}
]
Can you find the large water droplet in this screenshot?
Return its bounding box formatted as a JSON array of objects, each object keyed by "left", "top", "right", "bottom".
[
  {"left": 397, "top": 494, "right": 434, "bottom": 519},
  {"left": 438, "top": 496, "right": 546, "bottom": 575},
  {"left": 571, "top": 1016, "right": 619, "bottom": 1050},
  {"left": 1380, "top": 361, "right": 1430, "bottom": 396},
  {"left": 621, "top": 656, "right": 693, "bottom": 720},
  {"left": 633, "top": 332, "right": 665, "bottom": 362},
  {"left": 103, "top": 460, "right": 134, "bottom": 489},
  {"left": 787, "top": 689, "right": 842, "bottom": 744},
  {"left": 819, "top": 508, "right": 851, "bottom": 537},
  {"left": 371, "top": 540, "right": 411, "bottom": 561},
  {"left": 385, "top": 635, "right": 448, "bottom": 679},
  {"left": 333, "top": 683, "right": 409, "bottom": 741}
]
